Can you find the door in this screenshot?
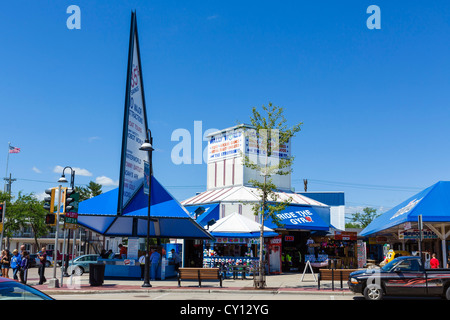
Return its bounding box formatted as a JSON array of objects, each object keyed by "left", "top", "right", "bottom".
[{"left": 384, "top": 259, "right": 426, "bottom": 296}]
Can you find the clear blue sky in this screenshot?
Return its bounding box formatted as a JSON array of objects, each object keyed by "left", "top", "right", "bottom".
[{"left": 1, "top": 1, "right": 450, "bottom": 219}]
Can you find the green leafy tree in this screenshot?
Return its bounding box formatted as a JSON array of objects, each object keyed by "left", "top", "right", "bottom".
[
  {"left": 3, "top": 191, "right": 49, "bottom": 249},
  {"left": 349, "top": 207, "right": 380, "bottom": 228},
  {"left": 240, "top": 102, "right": 302, "bottom": 288},
  {"left": 75, "top": 181, "right": 103, "bottom": 201}
]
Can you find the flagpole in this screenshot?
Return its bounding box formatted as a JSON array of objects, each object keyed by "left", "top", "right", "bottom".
[{"left": 4, "top": 142, "right": 10, "bottom": 192}]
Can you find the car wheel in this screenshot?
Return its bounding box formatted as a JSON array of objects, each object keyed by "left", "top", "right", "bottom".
[
  {"left": 364, "top": 284, "right": 383, "bottom": 301},
  {"left": 445, "top": 286, "right": 450, "bottom": 300},
  {"left": 73, "top": 266, "right": 84, "bottom": 276}
]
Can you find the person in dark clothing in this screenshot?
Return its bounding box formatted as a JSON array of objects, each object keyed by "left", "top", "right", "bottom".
[
  {"left": 19, "top": 251, "right": 30, "bottom": 284},
  {"left": 37, "top": 247, "right": 47, "bottom": 285}
]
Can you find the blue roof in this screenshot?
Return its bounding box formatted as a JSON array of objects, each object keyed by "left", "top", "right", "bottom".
[
  {"left": 77, "top": 176, "right": 213, "bottom": 239},
  {"left": 360, "top": 181, "right": 450, "bottom": 236},
  {"left": 184, "top": 203, "right": 220, "bottom": 226},
  {"left": 297, "top": 192, "right": 345, "bottom": 206},
  {"left": 265, "top": 205, "right": 331, "bottom": 231}
]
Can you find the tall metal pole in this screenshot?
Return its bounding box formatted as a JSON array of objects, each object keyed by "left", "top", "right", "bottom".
[
  {"left": 49, "top": 184, "right": 62, "bottom": 288},
  {"left": 142, "top": 132, "right": 153, "bottom": 287},
  {"left": 0, "top": 201, "right": 5, "bottom": 251}
]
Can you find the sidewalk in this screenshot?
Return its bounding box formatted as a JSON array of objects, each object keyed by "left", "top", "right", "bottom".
[{"left": 24, "top": 267, "right": 353, "bottom": 296}]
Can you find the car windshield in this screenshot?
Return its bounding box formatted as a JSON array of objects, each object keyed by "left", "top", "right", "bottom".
[{"left": 0, "top": 282, "right": 53, "bottom": 300}]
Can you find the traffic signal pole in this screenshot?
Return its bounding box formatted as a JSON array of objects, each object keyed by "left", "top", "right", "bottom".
[
  {"left": 0, "top": 202, "right": 5, "bottom": 251},
  {"left": 48, "top": 184, "right": 62, "bottom": 288}
]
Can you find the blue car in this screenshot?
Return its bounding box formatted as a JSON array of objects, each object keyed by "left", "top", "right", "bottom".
[
  {"left": 0, "top": 277, "right": 53, "bottom": 300},
  {"left": 67, "top": 254, "right": 100, "bottom": 276}
]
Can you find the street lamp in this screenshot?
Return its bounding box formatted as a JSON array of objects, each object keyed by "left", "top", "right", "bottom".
[
  {"left": 140, "top": 129, "right": 154, "bottom": 287},
  {"left": 58, "top": 166, "right": 76, "bottom": 190}
]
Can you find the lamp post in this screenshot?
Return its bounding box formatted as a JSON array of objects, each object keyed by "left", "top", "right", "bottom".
[{"left": 140, "top": 129, "right": 154, "bottom": 287}]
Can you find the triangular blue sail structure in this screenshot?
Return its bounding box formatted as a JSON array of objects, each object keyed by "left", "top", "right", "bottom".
[
  {"left": 76, "top": 12, "right": 213, "bottom": 240},
  {"left": 360, "top": 181, "right": 450, "bottom": 236},
  {"left": 77, "top": 176, "right": 214, "bottom": 239}
]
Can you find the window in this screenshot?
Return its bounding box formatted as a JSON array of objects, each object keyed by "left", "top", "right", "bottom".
[{"left": 395, "top": 259, "right": 421, "bottom": 272}]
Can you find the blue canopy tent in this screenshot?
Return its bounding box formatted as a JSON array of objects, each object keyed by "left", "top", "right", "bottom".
[
  {"left": 360, "top": 181, "right": 450, "bottom": 266},
  {"left": 361, "top": 181, "right": 450, "bottom": 237},
  {"left": 264, "top": 205, "right": 331, "bottom": 231},
  {"left": 77, "top": 176, "right": 214, "bottom": 239}
]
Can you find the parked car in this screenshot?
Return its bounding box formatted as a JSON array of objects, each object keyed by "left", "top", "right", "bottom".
[
  {"left": 45, "top": 250, "right": 74, "bottom": 267},
  {"left": 349, "top": 256, "right": 450, "bottom": 300},
  {"left": 28, "top": 254, "right": 38, "bottom": 268},
  {"left": 0, "top": 277, "right": 53, "bottom": 300},
  {"left": 67, "top": 254, "right": 100, "bottom": 276}
]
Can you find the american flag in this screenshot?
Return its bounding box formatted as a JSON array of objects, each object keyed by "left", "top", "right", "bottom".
[{"left": 9, "top": 146, "right": 20, "bottom": 153}]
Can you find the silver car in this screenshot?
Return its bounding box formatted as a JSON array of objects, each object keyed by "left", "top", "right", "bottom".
[{"left": 67, "top": 254, "right": 99, "bottom": 276}]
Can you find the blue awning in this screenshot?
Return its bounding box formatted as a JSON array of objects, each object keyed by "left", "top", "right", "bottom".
[
  {"left": 77, "top": 176, "right": 213, "bottom": 239},
  {"left": 264, "top": 205, "right": 331, "bottom": 231},
  {"left": 360, "top": 181, "right": 450, "bottom": 236}
]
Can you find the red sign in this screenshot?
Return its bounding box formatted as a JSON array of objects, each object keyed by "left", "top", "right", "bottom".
[
  {"left": 334, "top": 231, "right": 357, "bottom": 241},
  {"left": 284, "top": 235, "right": 294, "bottom": 242}
]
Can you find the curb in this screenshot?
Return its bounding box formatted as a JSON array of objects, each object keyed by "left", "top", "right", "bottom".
[{"left": 42, "top": 286, "right": 353, "bottom": 296}]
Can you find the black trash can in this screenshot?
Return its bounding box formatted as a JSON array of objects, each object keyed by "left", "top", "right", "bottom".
[{"left": 89, "top": 263, "right": 105, "bottom": 286}]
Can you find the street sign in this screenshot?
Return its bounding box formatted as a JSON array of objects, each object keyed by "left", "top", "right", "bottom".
[{"left": 64, "top": 211, "right": 78, "bottom": 229}]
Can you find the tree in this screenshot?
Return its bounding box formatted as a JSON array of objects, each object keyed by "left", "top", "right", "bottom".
[
  {"left": 3, "top": 191, "right": 49, "bottom": 250},
  {"left": 75, "top": 181, "right": 103, "bottom": 201},
  {"left": 349, "top": 207, "right": 380, "bottom": 228},
  {"left": 240, "top": 102, "right": 302, "bottom": 288}
]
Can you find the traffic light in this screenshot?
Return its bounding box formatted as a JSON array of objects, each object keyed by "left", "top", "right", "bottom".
[
  {"left": 45, "top": 214, "right": 56, "bottom": 226},
  {"left": 0, "top": 203, "right": 3, "bottom": 223},
  {"left": 62, "top": 187, "right": 75, "bottom": 214},
  {"left": 43, "top": 188, "right": 56, "bottom": 213}
]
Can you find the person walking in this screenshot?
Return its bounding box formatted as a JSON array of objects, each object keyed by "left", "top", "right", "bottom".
[
  {"left": 19, "top": 245, "right": 28, "bottom": 283},
  {"left": 19, "top": 251, "right": 30, "bottom": 284},
  {"left": 149, "top": 248, "right": 161, "bottom": 280},
  {"left": 37, "top": 247, "right": 47, "bottom": 285},
  {"left": 139, "top": 254, "right": 146, "bottom": 280},
  {"left": 10, "top": 249, "right": 21, "bottom": 280}
]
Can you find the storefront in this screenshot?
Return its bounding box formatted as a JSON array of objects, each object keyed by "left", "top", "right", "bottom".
[
  {"left": 307, "top": 231, "right": 359, "bottom": 269},
  {"left": 201, "top": 213, "right": 278, "bottom": 277}
]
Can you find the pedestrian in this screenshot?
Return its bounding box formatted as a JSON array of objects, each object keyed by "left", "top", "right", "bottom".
[
  {"left": 430, "top": 253, "right": 440, "bottom": 269},
  {"left": 149, "top": 248, "right": 161, "bottom": 280},
  {"left": 139, "top": 253, "right": 146, "bottom": 280},
  {"left": 118, "top": 244, "right": 127, "bottom": 259},
  {"left": 19, "top": 245, "right": 27, "bottom": 283},
  {"left": 171, "top": 249, "right": 181, "bottom": 271},
  {"left": 10, "top": 249, "right": 21, "bottom": 281},
  {"left": 1, "top": 249, "right": 11, "bottom": 278},
  {"left": 19, "top": 251, "right": 30, "bottom": 284},
  {"left": 37, "top": 247, "right": 47, "bottom": 284}
]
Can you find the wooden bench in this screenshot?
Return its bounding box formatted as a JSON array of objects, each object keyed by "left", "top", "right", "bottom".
[
  {"left": 318, "top": 268, "right": 359, "bottom": 291},
  {"left": 177, "top": 268, "right": 223, "bottom": 287}
]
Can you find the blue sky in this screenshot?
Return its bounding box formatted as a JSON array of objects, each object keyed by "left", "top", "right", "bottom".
[{"left": 1, "top": 1, "right": 450, "bottom": 218}]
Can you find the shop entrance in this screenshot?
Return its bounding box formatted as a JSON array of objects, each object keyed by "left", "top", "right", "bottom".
[{"left": 280, "top": 231, "right": 309, "bottom": 272}]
